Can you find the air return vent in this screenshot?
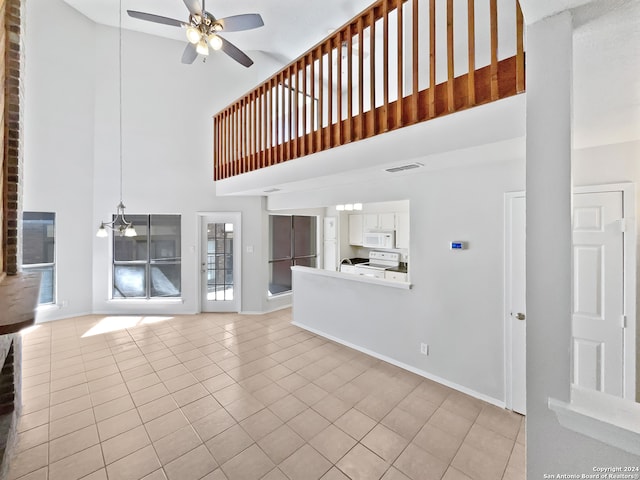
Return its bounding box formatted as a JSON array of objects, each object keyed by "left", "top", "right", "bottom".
[{"left": 384, "top": 162, "right": 423, "bottom": 173}]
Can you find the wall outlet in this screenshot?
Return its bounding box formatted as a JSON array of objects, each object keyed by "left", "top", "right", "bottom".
[{"left": 420, "top": 343, "right": 429, "bottom": 355}]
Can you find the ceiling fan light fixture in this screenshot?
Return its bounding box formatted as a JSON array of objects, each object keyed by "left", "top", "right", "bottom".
[
  {"left": 186, "top": 26, "right": 202, "bottom": 44},
  {"left": 208, "top": 34, "right": 223, "bottom": 51},
  {"left": 212, "top": 23, "right": 223, "bottom": 32},
  {"left": 196, "top": 39, "right": 209, "bottom": 56}
]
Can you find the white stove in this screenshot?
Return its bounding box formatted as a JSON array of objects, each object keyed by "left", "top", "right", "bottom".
[{"left": 354, "top": 251, "right": 400, "bottom": 278}]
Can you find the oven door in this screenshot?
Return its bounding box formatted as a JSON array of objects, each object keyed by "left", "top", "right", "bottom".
[{"left": 354, "top": 265, "right": 386, "bottom": 279}]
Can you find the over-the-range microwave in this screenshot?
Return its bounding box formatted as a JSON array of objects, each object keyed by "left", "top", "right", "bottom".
[{"left": 362, "top": 231, "right": 395, "bottom": 249}]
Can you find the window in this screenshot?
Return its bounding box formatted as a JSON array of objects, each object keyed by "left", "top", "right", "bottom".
[
  {"left": 268, "top": 215, "right": 317, "bottom": 295},
  {"left": 113, "top": 215, "right": 181, "bottom": 299},
  {"left": 22, "top": 212, "right": 55, "bottom": 305}
]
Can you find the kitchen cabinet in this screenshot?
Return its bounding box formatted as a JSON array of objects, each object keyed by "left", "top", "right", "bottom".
[
  {"left": 385, "top": 270, "right": 408, "bottom": 282},
  {"left": 395, "top": 212, "right": 409, "bottom": 249},
  {"left": 348, "top": 214, "right": 364, "bottom": 246},
  {"left": 363, "top": 213, "right": 395, "bottom": 230}
]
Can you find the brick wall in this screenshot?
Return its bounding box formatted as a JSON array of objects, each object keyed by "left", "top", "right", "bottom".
[
  {"left": 3, "top": 0, "right": 22, "bottom": 275},
  {"left": 0, "top": 0, "right": 5, "bottom": 277}
]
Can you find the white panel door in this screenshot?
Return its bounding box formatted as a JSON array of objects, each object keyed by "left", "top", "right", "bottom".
[
  {"left": 572, "top": 192, "right": 624, "bottom": 396},
  {"left": 506, "top": 194, "right": 526, "bottom": 414}
]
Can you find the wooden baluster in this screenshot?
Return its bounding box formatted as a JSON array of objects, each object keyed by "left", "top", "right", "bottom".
[
  {"left": 358, "top": 16, "right": 364, "bottom": 140},
  {"left": 310, "top": 51, "right": 316, "bottom": 154},
  {"left": 447, "top": 0, "right": 454, "bottom": 112},
  {"left": 337, "top": 33, "right": 343, "bottom": 145},
  {"left": 293, "top": 66, "right": 298, "bottom": 159},
  {"left": 214, "top": 114, "right": 219, "bottom": 180},
  {"left": 328, "top": 41, "right": 333, "bottom": 148},
  {"left": 243, "top": 98, "right": 248, "bottom": 173},
  {"left": 429, "top": 0, "right": 436, "bottom": 118},
  {"left": 302, "top": 58, "right": 308, "bottom": 157},
  {"left": 287, "top": 68, "right": 293, "bottom": 161},
  {"left": 490, "top": 0, "right": 499, "bottom": 100},
  {"left": 347, "top": 26, "right": 353, "bottom": 142},
  {"left": 318, "top": 46, "right": 324, "bottom": 151},
  {"left": 516, "top": 0, "right": 525, "bottom": 93},
  {"left": 260, "top": 85, "right": 265, "bottom": 168},
  {"left": 383, "top": 0, "right": 389, "bottom": 131},
  {"left": 467, "top": 0, "right": 476, "bottom": 106},
  {"left": 369, "top": 8, "right": 376, "bottom": 137},
  {"left": 254, "top": 91, "right": 259, "bottom": 170},
  {"left": 273, "top": 80, "right": 277, "bottom": 164},
  {"left": 221, "top": 111, "right": 225, "bottom": 179},
  {"left": 412, "top": 0, "right": 419, "bottom": 123},
  {"left": 232, "top": 104, "right": 236, "bottom": 177},
  {"left": 397, "top": 0, "right": 404, "bottom": 127}
]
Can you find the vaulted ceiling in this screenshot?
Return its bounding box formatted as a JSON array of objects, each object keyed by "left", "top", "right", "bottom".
[{"left": 62, "top": 0, "right": 374, "bottom": 64}]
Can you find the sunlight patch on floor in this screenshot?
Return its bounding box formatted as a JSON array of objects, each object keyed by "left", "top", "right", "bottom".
[{"left": 82, "top": 315, "right": 174, "bottom": 337}]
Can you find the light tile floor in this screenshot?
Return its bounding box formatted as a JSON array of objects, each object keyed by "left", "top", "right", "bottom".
[{"left": 7, "top": 309, "right": 525, "bottom": 480}]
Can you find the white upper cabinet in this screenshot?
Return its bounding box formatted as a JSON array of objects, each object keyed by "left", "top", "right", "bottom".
[
  {"left": 348, "top": 214, "right": 364, "bottom": 246},
  {"left": 395, "top": 213, "right": 409, "bottom": 249},
  {"left": 362, "top": 213, "right": 395, "bottom": 231}
]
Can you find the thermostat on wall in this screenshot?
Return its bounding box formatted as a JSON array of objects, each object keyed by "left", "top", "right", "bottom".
[{"left": 450, "top": 241, "right": 466, "bottom": 250}]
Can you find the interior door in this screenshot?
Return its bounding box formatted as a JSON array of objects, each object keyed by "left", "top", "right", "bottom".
[
  {"left": 572, "top": 191, "right": 624, "bottom": 396},
  {"left": 201, "top": 213, "right": 241, "bottom": 313},
  {"left": 506, "top": 194, "right": 526, "bottom": 414}
]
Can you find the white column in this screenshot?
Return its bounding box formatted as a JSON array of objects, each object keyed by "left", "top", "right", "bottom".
[{"left": 525, "top": 10, "right": 574, "bottom": 478}]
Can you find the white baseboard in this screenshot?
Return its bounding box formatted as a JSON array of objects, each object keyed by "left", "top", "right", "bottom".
[{"left": 292, "top": 321, "right": 506, "bottom": 410}]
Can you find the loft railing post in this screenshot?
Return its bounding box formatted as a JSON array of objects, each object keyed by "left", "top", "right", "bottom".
[
  {"left": 382, "top": 0, "right": 389, "bottom": 131},
  {"left": 446, "top": 0, "right": 455, "bottom": 112},
  {"left": 411, "top": 0, "right": 419, "bottom": 123},
  {"left": 468, "top": 0, "right": 476, "bottom": 106},
  {"left": 396, "top": 0, "right": 404, "bottom": 127},
  {"left": 369, "top": 7, "right": 376, "bottom": 138},
  {"left": 428, "top": 0, "right": 436, "bottom": 118},
  {"left": 516, "top": 0, "right": 525, "bottom": 93},
  {"left": 490, "top": 0, "right": 499, "bottom": 100}
]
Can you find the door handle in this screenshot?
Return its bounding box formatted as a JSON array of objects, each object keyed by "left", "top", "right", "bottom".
[{"left": 514, "top": 312, "right": 526, "bottom": 321}]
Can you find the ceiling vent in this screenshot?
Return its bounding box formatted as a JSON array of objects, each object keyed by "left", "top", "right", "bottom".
[
  {"left": 264, "top": 188, "right": 281, "bottom": 193},
  {"left": 384, "top": 162, "right": 423, "bottom": 173}
]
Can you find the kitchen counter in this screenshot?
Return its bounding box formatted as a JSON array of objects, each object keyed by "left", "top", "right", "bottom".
[
  {"left": 385, "top": 262, "right": 408, "bottom": 274},
  {"left": 294, "top": 266, "right": 412, "bottom": 289}
]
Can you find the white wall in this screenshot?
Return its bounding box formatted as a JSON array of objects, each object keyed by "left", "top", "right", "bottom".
[
  {"left": 282, "top": 153, "right": 525, "bottom": 404},
  {"left": 23, "top": 0, "right": 285, "bottom": 321},
  {"left": 23, "top": 0, "right": 97, "bottom": 318}
]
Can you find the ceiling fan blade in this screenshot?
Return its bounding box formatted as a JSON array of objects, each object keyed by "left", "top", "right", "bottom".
[
  {"left": 183, "top": 0, "right": 203, "bottom": 16},
  {"left": 219, "top": 36, "right": 254, "bottom": 68},
  {"left": 216, "top": 14, "right": 264, "bottom": 32},
  {"left": 127, "top": 10, "right": 184, "bottom": 28},
  {"left": 181, "top": 43, "right": 198, "bottom": 64}
]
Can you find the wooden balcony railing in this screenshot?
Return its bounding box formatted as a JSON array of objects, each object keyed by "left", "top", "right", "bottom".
[{"left": 214, "top": 0, "right": 525, "bottom": 180}]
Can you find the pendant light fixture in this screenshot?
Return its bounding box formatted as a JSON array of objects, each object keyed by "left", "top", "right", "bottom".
[{"left": 97, "top": 0, "right": 137, "bottom": 239}]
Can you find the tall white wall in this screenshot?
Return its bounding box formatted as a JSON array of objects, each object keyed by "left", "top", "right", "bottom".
[
  {"left": 23, "top": 0, "right": 97, "bottom": 318},
  {"left": 23, "top": 0, "right": 284, "bottom": 321}
]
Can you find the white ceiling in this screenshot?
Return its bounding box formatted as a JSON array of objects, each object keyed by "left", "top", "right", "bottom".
[{"left": 62, "top": 0, "right": 375, "bottom": 63}]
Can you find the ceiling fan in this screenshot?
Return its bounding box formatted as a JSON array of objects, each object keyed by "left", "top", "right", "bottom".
[{"left": 127, "top": 0, "right": 264, "bottom": 67}]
